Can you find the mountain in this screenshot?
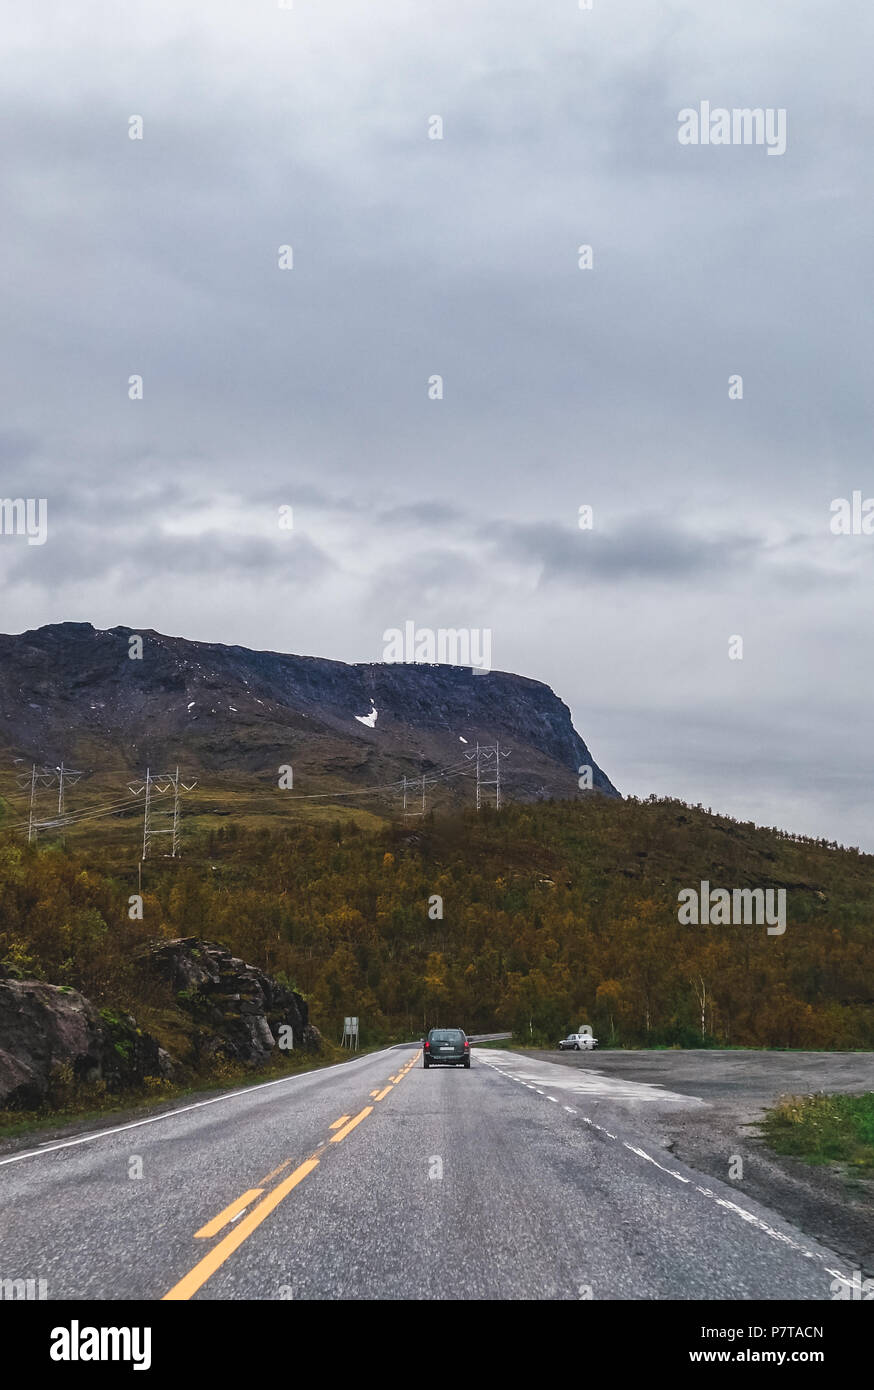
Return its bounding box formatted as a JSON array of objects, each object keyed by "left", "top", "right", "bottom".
[{"left": 0, "top": 622, "right": 617, "bottom": 806}]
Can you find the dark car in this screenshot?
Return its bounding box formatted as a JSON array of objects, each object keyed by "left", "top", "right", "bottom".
[{"left": 423, "top": 1027, "right": 470, "bottom": 1068}]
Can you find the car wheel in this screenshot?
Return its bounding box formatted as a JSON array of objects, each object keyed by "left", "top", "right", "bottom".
[
  {"left": 463, "top": 1059, "right": 471, "bottom": 1069},
  {"left": 573, "top": 1043, "right": 580, "bottom": 1051},
  {"left": 423, "top": 1058, "right": 430, "bottom": 1068}
]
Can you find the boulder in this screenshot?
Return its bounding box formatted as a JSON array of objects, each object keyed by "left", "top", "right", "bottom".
[
  {"left": 0, "top": 980, "right": 172, "bottom": 1109},
  {"left": 135, "top": 937, "right": 318, "bottom": 1066}
]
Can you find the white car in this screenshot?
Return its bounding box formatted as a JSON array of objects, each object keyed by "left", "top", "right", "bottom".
[{"left": 558, "top": 1032, "right": 598, "bottom": 1051}]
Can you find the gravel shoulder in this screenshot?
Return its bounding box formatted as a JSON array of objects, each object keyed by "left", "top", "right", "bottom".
[{"left": 521, "top": 1048, "right": 874, "bottom": 1275}]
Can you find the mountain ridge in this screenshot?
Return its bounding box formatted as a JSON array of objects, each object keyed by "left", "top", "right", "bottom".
[{"left": 0, "top": 621, "right": 618, "bottom": 804}]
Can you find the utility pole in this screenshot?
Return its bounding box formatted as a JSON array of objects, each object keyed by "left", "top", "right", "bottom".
[{"left": 421, "top": 772, "right": 426, "bottom": 815}]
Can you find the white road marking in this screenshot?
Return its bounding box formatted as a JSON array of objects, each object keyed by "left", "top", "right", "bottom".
[
  {"left": 482, "top": 1049, "right": 707, "bottom": 1108},
  {"left": 623, "top": 1141, "right": 690, "bottom": 1183},
  {"left": 0, "top": 1045, "right": 406, "bottom": 1168},
  {"left": 480, "top": 1048, "right": 847, "bottom": 1277}
]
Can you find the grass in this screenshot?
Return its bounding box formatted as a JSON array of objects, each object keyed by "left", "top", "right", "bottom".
[{"left": 760, "top": 1092, "right": 874, "bottom": 1173}]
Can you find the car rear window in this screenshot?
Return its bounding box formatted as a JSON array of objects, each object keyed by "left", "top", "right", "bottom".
[{"left": 429, "top": 1029, "right": 464, "bottom": 1042}]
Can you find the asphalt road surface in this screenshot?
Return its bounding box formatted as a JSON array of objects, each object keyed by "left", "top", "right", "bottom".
[{"left": 0, "top": 1044, "right": 855, "bottom": 1300}]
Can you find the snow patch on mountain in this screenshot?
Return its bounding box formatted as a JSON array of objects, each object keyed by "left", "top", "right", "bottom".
[{"left": 355, "top": 700, "right": 378, "bottom": 729}]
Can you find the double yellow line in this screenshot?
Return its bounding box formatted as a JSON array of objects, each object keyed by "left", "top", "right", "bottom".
[{"left": 162, "top": 1052, "right": 419, "bottom": 1301}]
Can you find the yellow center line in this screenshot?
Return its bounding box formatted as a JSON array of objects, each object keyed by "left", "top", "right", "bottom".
[
  {"left": 194, "top": 1188, "right": 264, "bottom": 1240},
  {"left": 328, "top": 1106, "right": 373, "bottom": 1143},
  {"left": 163, "top": 1061, "right": 421, "bottom": 1298},
  {"left": 257, "top": 1158, "right": 293, "bottom": 1186},
  {"left": 163, "top": 1158, "right": 319, "bottom": 1301}
]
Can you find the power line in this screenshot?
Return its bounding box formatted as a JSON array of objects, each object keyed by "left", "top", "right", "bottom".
[{"left": 1, "top": 743, "right": 518, "bottom": 856}]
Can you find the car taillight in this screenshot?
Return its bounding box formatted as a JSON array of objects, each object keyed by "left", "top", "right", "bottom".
[
  {"left": 424, "top": 1041, "right": 430, "bottom": 1049},
  {"left": 464, "top": 1040, "right": 470, "bottom": 1049}
]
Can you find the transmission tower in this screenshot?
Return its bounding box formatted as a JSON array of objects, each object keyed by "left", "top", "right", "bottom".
[
  {"left": 400, "top": 770, "right": 431, "bottom": 818},
  {"left": 464, "top": 741, "right": 510, "bottom": 809},
  {"left": 128, "top": 766, "right": 197, "bottom": 859},
  {"left": 17, "top": 762, "right": 85, "bottom": 843}
]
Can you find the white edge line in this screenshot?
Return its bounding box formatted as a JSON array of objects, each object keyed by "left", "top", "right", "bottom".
[
  {"left": 483, "top": 1054, "right": 850, "bottom": 1277},
  {"left": 0, "top": 1045, "right": 402, "bottom": 1168}
]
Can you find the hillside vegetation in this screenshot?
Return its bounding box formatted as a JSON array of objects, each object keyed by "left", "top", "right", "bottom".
[{"left": 1, "top": 795, "right": 873, "bottom": 1050}]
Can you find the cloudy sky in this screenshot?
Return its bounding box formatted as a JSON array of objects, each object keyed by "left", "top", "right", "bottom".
[{"left": 2, "top": 1, "right": 873, "bottom": 845}]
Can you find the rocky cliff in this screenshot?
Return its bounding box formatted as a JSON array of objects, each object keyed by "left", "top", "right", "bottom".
[
  {"left": 0, "top": 622, "right": 617, "bottom": 803},
  {"left": 0, "top": 980, "right": 173, "bottom": 1109},
  {"left": 0, "top": 938, "right": 318, "bottom": 1110},
  {"left": 136, "top": 937, "right": 320, "bottom": 1066}
]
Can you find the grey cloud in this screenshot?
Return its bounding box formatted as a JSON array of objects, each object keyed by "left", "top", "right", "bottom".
[
  {"left": 489, "top": 518, "right": 761, "bottom": 583},
  {"left": 1, "top": 526, "right": 333, "bottom": 587},
  {"left": 1, "top": 0, "right": 873, "bottom": 844}
]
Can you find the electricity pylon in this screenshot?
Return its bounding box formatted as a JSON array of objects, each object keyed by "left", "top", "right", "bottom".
[
  {"left": 17, "top": 762, "right": 85, "bottom": 843},
  {"left": 464, "top": 741, "right": 510, "bottom": 809},
  {"left": 128, "top": 766, "right": 197, "bottom": 859},
  {"left": 400, "top": 771, "right": 430, "bottom": 818}
]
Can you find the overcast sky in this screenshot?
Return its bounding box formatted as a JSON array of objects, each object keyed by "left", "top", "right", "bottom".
[{"left": 1, "top": 1, "right": 873, "bottom": 845}]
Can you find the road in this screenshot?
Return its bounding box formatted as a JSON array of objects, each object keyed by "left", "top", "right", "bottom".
[{"left": 0, "top": 1044, "right": 854, "bottom": 1300}]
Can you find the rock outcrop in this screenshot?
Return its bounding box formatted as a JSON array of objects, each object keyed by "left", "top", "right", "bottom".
[
  {"left": 0, "top": 980, "right": 172, "bottom": 1109},
  {"left": 134, "top": 937, "right": 319, "bottom": 1066},
  {"left": 0, "top": 938, "right": 319, "bottom": 1109}
]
